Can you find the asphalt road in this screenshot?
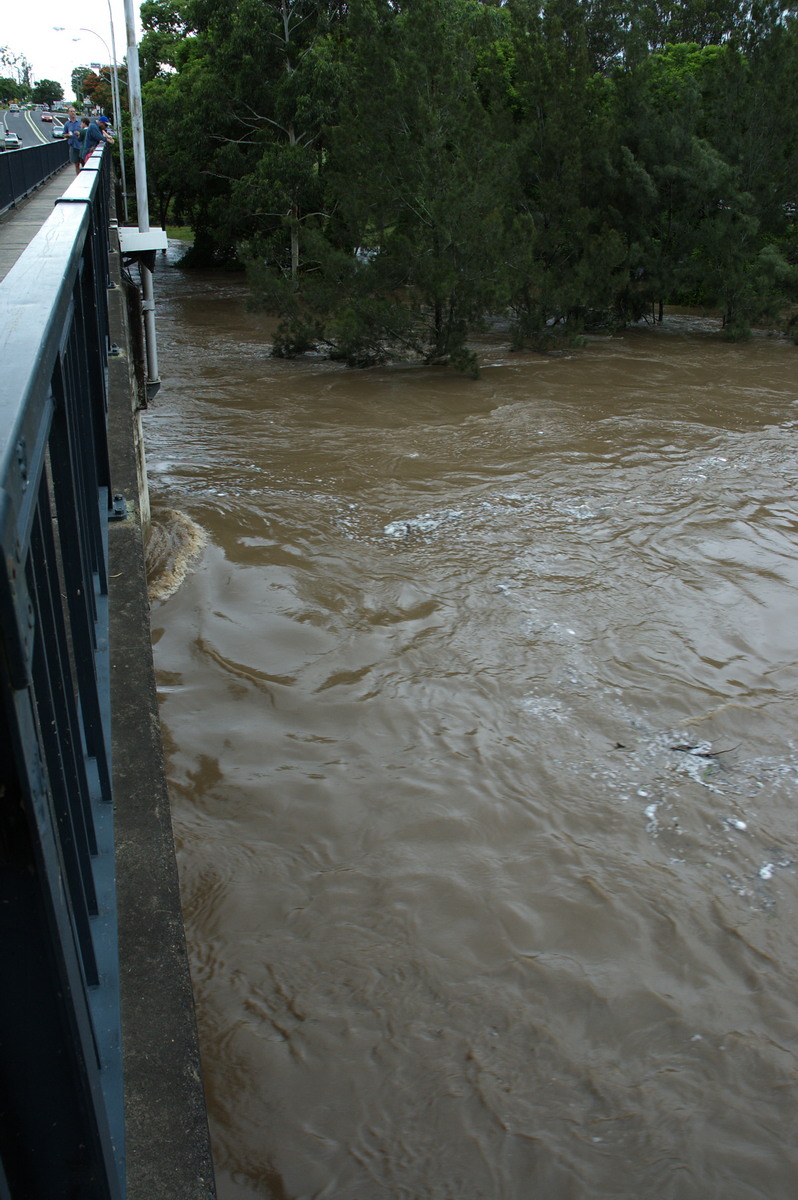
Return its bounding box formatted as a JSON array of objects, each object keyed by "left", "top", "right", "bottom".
[{"left": 2, "top": 108, "right": 65, "bottom": 149}]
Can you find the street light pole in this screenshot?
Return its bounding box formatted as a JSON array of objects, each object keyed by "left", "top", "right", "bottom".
[
  {"left": 55, "top": 10, "right": 163, "bottom": 394},
  {"left": 123, "top": 0, "right": 160, "bottom": 392},
  {"left": 78, "top": 24, "right": 129, "bottom": 221},
  {"left": 103, "top": 0, "right": 127, "bottom": 220}
]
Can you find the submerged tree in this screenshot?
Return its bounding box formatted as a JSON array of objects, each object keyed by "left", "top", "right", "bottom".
[
  {"left": 140, "top": 0, "right": 798, "bottom": 364},
  {"left": 255, "top": 0, "right": 515, "bottom": 372}
]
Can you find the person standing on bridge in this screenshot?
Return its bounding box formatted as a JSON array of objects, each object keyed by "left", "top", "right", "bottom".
[
  {"left": 82, "top": 115, "right": 114, "bottom": 163},
  {"left": 79, "top": 117, "right": 91, "bottom": 161},
  {"left": 62, "top": 106, "right": 83, "bottom": 175}
]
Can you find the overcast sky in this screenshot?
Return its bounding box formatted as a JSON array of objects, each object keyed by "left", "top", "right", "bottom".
[{"left": 2, "top": 0, "right": 142, "bottom": 95}]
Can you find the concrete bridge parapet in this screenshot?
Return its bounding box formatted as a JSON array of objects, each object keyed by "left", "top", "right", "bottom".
[{"left": 107, "top": 226, "right": 217, "bottom": 1200}]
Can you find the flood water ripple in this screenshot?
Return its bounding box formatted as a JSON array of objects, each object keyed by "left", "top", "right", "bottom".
[{"left": 145, "top": 248, "right": 798, "bottom": 1200}]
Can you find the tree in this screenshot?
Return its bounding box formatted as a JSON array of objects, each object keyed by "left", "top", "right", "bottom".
[
  {"left": 0, "top": 46, "right": 32, "bottom": 95},
  {"left": 71, "top": 65, "right": 95, "bottom": 102},
  {"left": 143, "top": 54, "right": 223, "bottom": 234},
  {"left": 139, "top": 0, "right": 193, "bottom": 82},
  {"left": 32, "top": 79, "right": 64, "bottom": 107},
  {"left": 503, "top": 0, "right": 629, "bottom": 344},
  {"left": 608, "top": 42, "right": 728, "bottom": 321},
  {"left": 607, "top": 23, "right": 798, "bottom": 336},
  {"left": 81, "top": 69, "right": 114, "bottom": 115},
  {"left": 189, "top": 0, "right": 348, "bottom": 275},
  {"left": 690, "top": 24, "right": 798, "bottom": 332},
  {"left": 637, "top": 0, "right": 751, "bottom": 50},
  {"left": 137, "top": 0, "right": 798, "bottom": 361},
  {"left": 256, "top": 0, "right": 514, "bottom": 371}
]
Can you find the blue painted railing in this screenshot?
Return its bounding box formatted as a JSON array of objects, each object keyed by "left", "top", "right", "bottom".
[
  {"left": 0, "top": 139, "right": 70, "bottom": 215},
  {"left": 0, "top": 147, "right": 125, "bottom": 1199}
]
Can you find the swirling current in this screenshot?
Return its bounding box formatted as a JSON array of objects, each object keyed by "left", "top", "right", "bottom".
[{"left": 144, "top": 245, "right": 798, "bottom": 1200}]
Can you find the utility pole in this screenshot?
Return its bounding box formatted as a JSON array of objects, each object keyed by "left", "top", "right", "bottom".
[
  {"left": 78, "top": 21, "right": 128, "bottom": 221},
  {"left": 120, "top": 0, "right": 166, "bottom": 399}
]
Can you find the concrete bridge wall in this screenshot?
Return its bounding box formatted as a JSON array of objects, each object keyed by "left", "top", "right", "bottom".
[{"left": 107, "top": 202, "right": 217, "bottom": 1200}]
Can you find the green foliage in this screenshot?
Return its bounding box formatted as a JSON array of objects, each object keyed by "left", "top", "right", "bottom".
[
  {"left": 32, "top": 79, "right": 64, "bottom": 107},
  {"left": 0, "top": 47, "right": 32, "bottom": 100},
  {"left": 71, "top": 67, "right": 91, "bottom": 101},
  {"left": 141, "top": 0, "right": 798, "bottom": 370},
  {"left": 81, "top": 70, "right": 116, "bottom": 115},
  {"left": 308, "top": 0, "right": 513, "bottom": 371},
  {"left": 140, "top": 0, "right": 194, "bottom": 81}
]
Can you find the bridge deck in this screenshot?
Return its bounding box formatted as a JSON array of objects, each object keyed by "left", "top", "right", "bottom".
[{"left": 0, "top": 166, "right": 73, "bottom": 283}]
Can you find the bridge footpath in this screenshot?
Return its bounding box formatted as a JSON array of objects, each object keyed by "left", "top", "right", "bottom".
[
  {"left": 0, "top": 169, "right": 76, "bottom": 281},
  {"left": 0, "top": 152, "right": 216, "bottom": 1198}
]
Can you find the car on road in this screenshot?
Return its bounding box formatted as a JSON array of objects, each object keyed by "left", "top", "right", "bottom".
[
  {"left": 41, "top": 111, "right": 53, "bottom": 122},
  {"left": 9, "top": 103, "right": 19, "bottom": 112},
  {"left": 3, "top": 131, "right": 22, "bottom": 150},
  {"left": 52, "top": 124, "right": 65, "bottom": 138}
]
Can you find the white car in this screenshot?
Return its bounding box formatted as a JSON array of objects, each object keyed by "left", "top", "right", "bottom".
[{"left": 3, "top": 131, "right": 22, "bottom": 150}]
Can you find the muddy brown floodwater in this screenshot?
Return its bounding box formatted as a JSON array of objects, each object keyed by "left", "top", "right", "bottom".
[{"left": 143, "top": 244, "right": 798, "bottom": 1200}]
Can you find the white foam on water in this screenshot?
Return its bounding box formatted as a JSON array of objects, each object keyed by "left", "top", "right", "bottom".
[
  {"left": 673, "top": 743, "right": 724, "bottom": 792},
  {"left": 146, "top": 508, "right": 208, "bottom": 602},
  {"left": 384, "top": 508, "right": 465, "bottom": 537},
  {"left": 552, "top": 500, "right": 598, "bottom": 520},
  {"left": 520, "top": 695, "right": 569, "bottom": 722}
]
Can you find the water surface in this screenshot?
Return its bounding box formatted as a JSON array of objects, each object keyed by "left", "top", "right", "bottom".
[{"left": 145, "top": 249, "right": 798, "bottom": 1200}]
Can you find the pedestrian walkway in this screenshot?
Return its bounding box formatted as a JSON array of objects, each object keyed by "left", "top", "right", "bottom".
[{"left": 0, "top": 167, "right": 72, "bottom": 283}]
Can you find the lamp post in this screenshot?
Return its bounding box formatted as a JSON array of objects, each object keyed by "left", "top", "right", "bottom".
[
  {"left": 55, "top": 20, "right": 129, "bottom": 220},
  {"left": 80, "top": 29, "right": 120, "bottom": 126},
  {"left": 57, "top": 5, "right": 163, "bottom": 394},
  {"left": 77, "top": 23, "right": 129, "bottom": 222},
  {"left": 123, "top": 0, "right": 161, "bottom": 393}
]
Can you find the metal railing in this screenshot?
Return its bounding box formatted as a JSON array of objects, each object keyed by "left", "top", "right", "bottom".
[
  {"left": 0, "top": 139, "right": 70, "bottom": 215},
  {"left": 0, "top": 147, "right": 125, "bottom": 1199}
]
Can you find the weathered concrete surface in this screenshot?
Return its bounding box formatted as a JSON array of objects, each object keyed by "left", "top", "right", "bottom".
[{"left": 106, "top": 230, "right": 217, "bottom": 1199}]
